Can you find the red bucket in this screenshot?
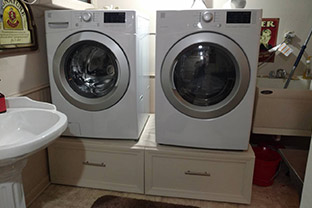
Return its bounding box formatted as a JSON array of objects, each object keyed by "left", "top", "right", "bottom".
[{"left": 252, "top": 146, "right": 282, "bottom": 186}]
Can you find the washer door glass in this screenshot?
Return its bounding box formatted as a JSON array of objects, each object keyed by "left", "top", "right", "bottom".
[
  {"left": 65, "top": 41, "right": 118, "bottom": 98},
  {"left": 161, "top": 32, "right": 250, "bottom": 119},
  {"left": 53, "top": 31, "right": 129, "bottom": 111}
]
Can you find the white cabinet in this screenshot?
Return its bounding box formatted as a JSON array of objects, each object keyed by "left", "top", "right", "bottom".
[
  {"left": 48, "top": 115, "right": 255, "bottom": 204},
  {"left": 145, "top": 145, "right": 254, "bottom": 204},
  {"left": 48, "top": 138, "right": 144, "bottom": 194}
]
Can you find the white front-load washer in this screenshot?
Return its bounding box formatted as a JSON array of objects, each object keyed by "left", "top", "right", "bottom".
[
  {"left": 45, "top": 10, "right": 150, "bottom": 139},
  {"left": 155, "top": 9, "right": 262, "bottom": 150}
]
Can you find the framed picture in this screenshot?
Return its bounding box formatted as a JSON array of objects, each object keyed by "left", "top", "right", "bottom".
[
  {"left": 0, "top": 0, "right": 38, "bottom": 55},
  {"left": 258, "top": 18, "right": 279, "bottom": 63}
]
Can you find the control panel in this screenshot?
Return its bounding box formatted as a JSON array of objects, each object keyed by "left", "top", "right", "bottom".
[
  {"left": 78, "top": 12, "right": 127, "bottom": 24},
  {"left": 45, "top": 10, "right": 136, "bottom": 34},
  {"left": 81, "top": 12, "right": 92, "bottom": 22},
  {"left": 202, "top": 11, "right": 213, "bottom": 23}
]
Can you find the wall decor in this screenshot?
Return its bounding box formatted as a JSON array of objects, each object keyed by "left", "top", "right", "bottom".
[
  {"left": 0, "top": 0, "right": 38, "bottom": 54},
  {"left": 259, "top": 18, "right": 279, "bottom": 63}
]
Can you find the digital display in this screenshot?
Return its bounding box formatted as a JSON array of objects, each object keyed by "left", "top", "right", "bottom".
[
  {"left": 104, "top": 12, "right": 126, "bottom": 23},
  {"left": 226, "top": 12, "right": 251, "bottom": 24}
]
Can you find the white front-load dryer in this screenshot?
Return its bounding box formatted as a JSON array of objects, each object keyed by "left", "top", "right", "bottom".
[
  {"left": 45, "top": 10, "right": 150, "bottom": 139},
  {"left": 155, "top": 9, "right": 262, "bottom": 150}
]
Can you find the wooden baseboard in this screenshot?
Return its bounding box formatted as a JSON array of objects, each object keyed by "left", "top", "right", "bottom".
[{"left": 25, "top": 176, "right": 50, "bottom": 207}]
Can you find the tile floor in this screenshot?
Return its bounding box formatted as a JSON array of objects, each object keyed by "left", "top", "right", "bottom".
[{"left": 29, "top": 163, "right": 300, "bottom": 208}]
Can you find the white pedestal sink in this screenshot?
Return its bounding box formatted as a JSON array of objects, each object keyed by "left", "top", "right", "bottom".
[{"left": 0, "top": 97, "right": 67, "bottom": 208}]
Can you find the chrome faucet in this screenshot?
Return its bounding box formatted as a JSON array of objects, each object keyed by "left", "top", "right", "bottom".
[
  {"left": 269, "top": 69, "right": 287, "bottom": 79},
  {"left": 276, "top": 69, "right": 287, "bottom": 78}
]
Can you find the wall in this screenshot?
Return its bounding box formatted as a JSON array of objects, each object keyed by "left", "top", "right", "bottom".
[
  {"left": 213, "top": 0, "right": 312, "bottom": 77},
  {"left": 0, "top": 7, "right": 49, "bottom": 96}
]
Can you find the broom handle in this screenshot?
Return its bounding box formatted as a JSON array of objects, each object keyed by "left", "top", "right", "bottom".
[{"left": 284, "top": 26, "right": 312, "bottom": 89}]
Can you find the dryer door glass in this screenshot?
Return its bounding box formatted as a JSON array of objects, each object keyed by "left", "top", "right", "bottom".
[
  {"left": 53, "top": 31, "right": 130, "bottom": 111},
  {"left": 173, "top": 43, "right": 236, "bottom": 106},
  {"left": 161, "top": 32, "right": 249, "bottom": 119},
  {"left": 64, "top": 41, "right": 118, "bottom": 98}
]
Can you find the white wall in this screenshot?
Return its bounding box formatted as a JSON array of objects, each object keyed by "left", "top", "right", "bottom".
[
  {"left": 214, "top": 0, "right": 312, "bottom": 77},
  {"left": 0, "top": 6, "right": 49, "bottom": 96}
]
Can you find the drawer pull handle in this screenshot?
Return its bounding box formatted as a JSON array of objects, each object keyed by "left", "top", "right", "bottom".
[
  {"left": 185, "top": 170, "right": 211, "bottom": 177},
  {"left": 82, "top": 161, "right": 106, "bottom": 167}
]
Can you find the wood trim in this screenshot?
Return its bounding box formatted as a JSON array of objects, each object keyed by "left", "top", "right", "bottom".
[
  {"left": 8, "top": 84, "right": 50, "bottom": 97},
  {"left": 25, "top": 176, "right": 50, "bottom": 207}
]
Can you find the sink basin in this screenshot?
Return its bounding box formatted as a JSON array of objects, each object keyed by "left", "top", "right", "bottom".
[
  {"left": 253, "top": 77, "right": 312, "bottom": 137},
  {"left": 256, "top": 76, "right": 311, "bottom": 90},
  {"left": 0, "top": 97, "right": 67, "bottom": 208},
  {"left": 0, "top": 97, "right": 67, "bottom": 163}
]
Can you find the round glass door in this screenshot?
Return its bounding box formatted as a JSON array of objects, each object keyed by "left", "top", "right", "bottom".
[
  {"left": 161, "top": 32, "right": 250, "bottom": 119},
  {"left": 53, "top": 31, "right": 129, "bottom": 111},
  {"left": 64, "top": 41, "right": 118, "bottom": 99}
]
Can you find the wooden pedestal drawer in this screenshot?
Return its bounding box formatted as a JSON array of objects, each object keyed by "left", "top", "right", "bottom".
[
  {"left": 48, "top": 137, "right": 145, "bottom": 194},
  {"left": 145, "top": 145, "right": 255, "bottom": 204}
]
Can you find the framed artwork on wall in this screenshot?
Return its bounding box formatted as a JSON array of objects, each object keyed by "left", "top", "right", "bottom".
[
  {"left": 258, "top": 18, "right": 280, "bottom": 63},
  {"left": 0, "top": 0, "right": 38, "bottom": 55}
]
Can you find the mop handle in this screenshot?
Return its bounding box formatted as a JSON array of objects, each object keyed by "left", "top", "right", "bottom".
[{"left": 284, "top": 26, "right": 312, "bottom": 89}]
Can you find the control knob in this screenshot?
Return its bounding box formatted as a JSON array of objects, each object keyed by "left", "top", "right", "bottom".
[
  {"left": 202, "top": 11, "right": 213, "bottom": 22},
  {"left": 82, "top": 12, "right": 92, "bottom": 22}
]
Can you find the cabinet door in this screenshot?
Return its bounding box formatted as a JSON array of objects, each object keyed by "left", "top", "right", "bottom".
[
  {"left": 145, "top": 150, "right": 254, "bottom": 204},
  {"left": 48, "top": 140, "right": 144, "bottom": 194}
]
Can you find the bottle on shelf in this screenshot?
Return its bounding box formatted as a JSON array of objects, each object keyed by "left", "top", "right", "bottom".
[{"left": 303, "top": 56, "right": 312, "bottom": 79}]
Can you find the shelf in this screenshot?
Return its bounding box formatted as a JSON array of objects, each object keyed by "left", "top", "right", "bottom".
[{"left": 31, "top": 0, "right": 96, "bottom": 10}]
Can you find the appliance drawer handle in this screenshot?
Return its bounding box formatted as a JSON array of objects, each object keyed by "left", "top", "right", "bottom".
[
  {"left": 185, "top": 170, "right": 211, "bottom": 177},
  {"left": 82, "top": 161, "right": 106, "bottom": 167}
]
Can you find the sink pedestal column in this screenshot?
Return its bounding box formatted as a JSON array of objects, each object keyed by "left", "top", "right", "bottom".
[{"left": 0, "top": 159, "right": 28, "bottom": 208}]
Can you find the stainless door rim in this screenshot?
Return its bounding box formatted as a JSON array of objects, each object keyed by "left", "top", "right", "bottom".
[
  {"left": 53, "top": 31, "right": 130, "bottom": 111},
  {"left": 161, "top": 32, "right": 250, "bottom": 119}
]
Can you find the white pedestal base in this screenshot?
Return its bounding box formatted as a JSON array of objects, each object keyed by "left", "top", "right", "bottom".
[{"left": 0, "top": 159, "right": 27, "bottom": 208}]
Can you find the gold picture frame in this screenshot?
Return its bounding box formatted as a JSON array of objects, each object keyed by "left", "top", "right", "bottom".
[{"left": 0, "top": 0, "right": 38, "bottom": 55}]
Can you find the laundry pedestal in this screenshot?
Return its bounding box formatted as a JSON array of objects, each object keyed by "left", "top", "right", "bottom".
[
  {"left": 143, "top": 115, "right": 255, "bottom": 204},
  {"left": 48, "top": 115, "right": 255, "bottom": 204},
  {"left": 48, "top": 138, "right": 145, "bottom": 194}
]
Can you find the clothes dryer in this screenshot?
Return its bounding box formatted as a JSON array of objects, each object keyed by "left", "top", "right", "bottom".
[
  {"left": 45, "top": 10, "right": 150, "bottom": 139},
  {"left": 155, "top": 9, "right": 262, "bottom": 150}
]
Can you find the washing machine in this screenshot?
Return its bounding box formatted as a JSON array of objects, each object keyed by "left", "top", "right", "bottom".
[
  {"left": 45, "top": 10, "right": 150, "bottom": 139},
  {"left": 155, "top": 9, "right": 262, "bottom": 150}
]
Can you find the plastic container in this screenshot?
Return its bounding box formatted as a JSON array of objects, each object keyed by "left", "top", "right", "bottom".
[
  {"left": 0, "top": 93, "right": 6, "bottom": 113},
  {"left": 252, "top": 146, "right": 282, "bottom": 186}
]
